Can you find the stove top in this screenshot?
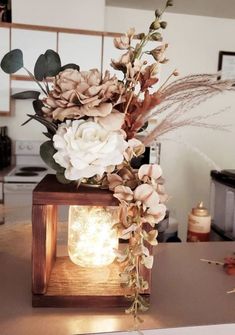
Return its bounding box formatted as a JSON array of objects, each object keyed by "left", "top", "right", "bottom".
[
  {"left": 4, "top": 165, "right": 54, "bottom": 183},
  {"left": 4, "top": 140, "right": 55, "bottom": 183}
]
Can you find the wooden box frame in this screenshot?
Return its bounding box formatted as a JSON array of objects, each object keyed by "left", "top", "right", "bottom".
[{"left": 32, "top": 174, "right": 151, "bottom": 307}]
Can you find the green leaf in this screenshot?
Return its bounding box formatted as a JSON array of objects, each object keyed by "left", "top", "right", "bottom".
[
  {"left": 56, "top": 172, "right": 72, "bottom": 184},
  {"left": 40, "top": 141, "right": 64, "bottom": 172},
  {"left": 42, "top": 132, "right": 53, "bottom": 139},
  {"left": 32, "top": 99, "right": 44, "bottom": 116},
  {"left": 21, "top": 118, "right": 32, "bottom": 126},
  {"left": 60, "top": 63, "right": 80, "bottom": 72},
  {"left": 1, "top": 49, "right": 24, "bottom": 74},
  {"left": 12, "top": 90, "right": 40, "bottom": 100},
  {"left": 26, "top": 114, "right": 58, "bottom": 133},
  {"left": 44, "top": 49, "right": 61, "bottom": 77},
  {"left": 34, "top": 54, "right": 47, "bottom": 81}
]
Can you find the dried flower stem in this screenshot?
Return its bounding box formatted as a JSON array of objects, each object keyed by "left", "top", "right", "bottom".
[{"left": 227, "top": 288, "right": 235, "bottom": 294}]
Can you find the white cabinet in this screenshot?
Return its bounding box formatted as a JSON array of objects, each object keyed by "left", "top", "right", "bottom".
[
  {"left": 11, "top": 29, "right": 57, "bottom": 76},
  {"left": 58, "top": 33, "right": 102, "bottom": 72},
  {"left": 0, "top": 27, "right": 10, "bottom": 113}
]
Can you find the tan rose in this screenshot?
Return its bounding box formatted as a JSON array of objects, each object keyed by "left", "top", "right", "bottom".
[{"left": 42, "top": 68, "right": 122, "bottom": 121}]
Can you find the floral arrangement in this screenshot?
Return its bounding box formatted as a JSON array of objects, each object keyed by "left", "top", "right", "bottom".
[{"left": 1, "top": 0, "right": 235, "bottom": 319}]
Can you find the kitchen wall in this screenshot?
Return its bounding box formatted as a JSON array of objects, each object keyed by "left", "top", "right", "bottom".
[{"left": 1, "top": 4, "right": 235, "bottom": 239}]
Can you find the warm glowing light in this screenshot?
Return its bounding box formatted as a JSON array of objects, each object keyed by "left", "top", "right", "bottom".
[{"left": 68, "top": 206, "right": 118, "bottom": 267}]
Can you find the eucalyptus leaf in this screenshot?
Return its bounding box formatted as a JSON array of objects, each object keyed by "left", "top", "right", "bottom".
[
  {"left": 34, "top": 54, "right": 47, "bottom": 81},
  {"left": 56, "top": 172, "right": 72, "bottom": 184},
  {"left": 40, "top": 141, "right": 64, "bottom": 172},
  {"left": 0, "top": 49, "right": 24, "bottom": 74},
  {"left": 60, "top": 63, "right": 80, "bottom": 72},
  {"left": 33, "top": 99, "right": 44, "bottom": 116},
  {"left": 44, "top": 49, "right": 61, "bottom": 77},
  {"left": 27, "top": 114, "right": 58, "bottom": 133},
  {"left": 42, "top": 132, "right": 53, "bottom": 139},
  {"left": 12, "top": 90, "right": 40, "bottom": 100},
  {"left": 21, "top": 117, "right": 33, "bottom": 126}
]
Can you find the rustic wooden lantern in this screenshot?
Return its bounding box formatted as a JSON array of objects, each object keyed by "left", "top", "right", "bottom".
[{"left": 32, "top": 174, "right": 151, "bottom": 307}]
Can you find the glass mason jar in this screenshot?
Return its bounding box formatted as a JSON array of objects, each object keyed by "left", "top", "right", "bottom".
[{"left": 68, "top": 206, "right": 118, "bottom": 268}]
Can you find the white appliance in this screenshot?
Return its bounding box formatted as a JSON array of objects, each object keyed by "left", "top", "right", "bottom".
[
  {"left": 3, "top": 140, "right": 54, "bottom": 224},
  {"left": 210, "top": 169, "right": 235, "bottom": 240}
]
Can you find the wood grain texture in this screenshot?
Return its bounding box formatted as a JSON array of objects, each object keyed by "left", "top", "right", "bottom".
[
  {"left": 32, "top": 256, "right": 150, "bottom": 308},
  {"left": 33, "top": 174, "right": 119, "bottom": 206},
  {"left": 47, "top": 256, "right": 132, "bottom": 296},
  {"left": 32, "top": 294, "right": 150, "bottom": 308},
  {"left": 32, "top": 204, "right": 57, "bottom": 294},
  {"left": 0, "top": 22, "right": 122, "bottom": 37}
]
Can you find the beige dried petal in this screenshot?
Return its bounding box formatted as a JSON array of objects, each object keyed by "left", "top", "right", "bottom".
[
  {"left": 52, "top": 106, "right": 82, "bottom": 121},
  {"left": 142, "top": 214, "right": 156, "bottom": 227},
  {"left": 113, "top": 35, "right": 130, "bottom": 49},
  {"left": 113, "top": 185, "right": 133, "bottom": 202},
  {"left": 79, "top": 102, "right": 112, "bottom": 117},
  {"left": 147, "top": 203, "right": 167, "bottom": 224},
  {"left": 141, "top": 255, "right": 154, "bottom": 269},
  {"left": 121, "top": 223, "right": 137, "bottom": 239},
  {"left": 143, "top": 229, "right": 158, "bottom": 246},
  {"left": 128, "top": 138, "right": 145, "bottom": 156},
  {"left": 118, "top": 167, "right": 134, "bottom": 181},
  {"left": 96, "top": 110, "right": 125, "bottom": 131},
  {"left": 126, "top": 27, "right": 135, "bottom": 39},
  {"left": 114, "top": 248, "right": 128, "bottom": 262},
  {"left": 134, "top": 184, "right": 160, "bottom": 211},
  {"left": 138, "top": 164, "right": 162, "bottom": 181},
  {"left": 119, "top": 204, "right": 128, "bottom": 227},
  {"left": 107, "top": 173, "right": 123, "bottom": 191}
]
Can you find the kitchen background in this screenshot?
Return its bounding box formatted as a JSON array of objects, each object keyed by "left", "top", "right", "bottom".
[{"left": 1, "top": 0, "right": 235, "bottom": 240}]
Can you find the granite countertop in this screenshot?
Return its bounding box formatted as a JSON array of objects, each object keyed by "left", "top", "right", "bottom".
[{"left": 1, "top": 222, "right": 235, "bottom": 334}]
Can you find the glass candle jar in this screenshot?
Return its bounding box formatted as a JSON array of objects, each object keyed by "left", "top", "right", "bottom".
[{"left": 68, "top": 206, "right": 118, "bottom": 267}]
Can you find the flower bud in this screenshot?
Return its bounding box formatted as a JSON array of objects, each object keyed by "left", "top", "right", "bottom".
[
  {"left": 173, "top": 70, "right": 179, "bottom": 76},
  {"left": 160, "top": 58, "right": 169, "bottom": 64},
  {"left": 166, "top": 0, "right": 173, "bottom": 6},
  {"left": 160, "top": 21, "right": 167, "bottom": 29},
  {"left": 136, "top": 33, "right": 145, "bottom": 40},
  {"left": 151, "top": 32, "right": 162, "bottom": 41},
  {"left": 155, "top": 9, "right": 161, "bottom": 18},
  {"left": 149, "top": 20, "right": 161, "bottom": 30}
]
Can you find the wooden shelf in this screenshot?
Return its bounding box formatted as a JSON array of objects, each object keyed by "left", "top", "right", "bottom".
[
  {"left": 33, "top": 174, "right": 119, "bottom": 206},
  {"left": 33, "top": 256, "right": 151, "bottom": 308}
]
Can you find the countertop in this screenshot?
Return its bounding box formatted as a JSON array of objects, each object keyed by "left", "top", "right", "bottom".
[{"left": 1, "top": 222, "right": 235, "bottom": 335}]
